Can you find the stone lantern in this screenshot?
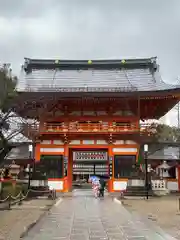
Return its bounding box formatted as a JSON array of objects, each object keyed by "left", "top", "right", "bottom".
[
  {"left": 9, "top": 160, "right": 20, "bottom": 179},
  {"left": 157, "top": 161, "right": 170, "bottom": 178}
]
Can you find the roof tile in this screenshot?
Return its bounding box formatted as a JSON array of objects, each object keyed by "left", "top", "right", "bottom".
[{"left": 18, "top": 68, "right": 177, "bottom": 92}]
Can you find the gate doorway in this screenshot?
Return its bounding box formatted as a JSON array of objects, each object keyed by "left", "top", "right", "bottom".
[{"left": 70, "top": 149, "right": 109, "bottom": 189}]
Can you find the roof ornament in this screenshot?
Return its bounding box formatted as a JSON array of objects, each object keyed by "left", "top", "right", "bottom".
[
  {"left": 121, "top": 59, "right": 126, "bottom": 64},
  {"left": 55, "top": 60, "right": 60, "bottom": 64},
  {"left": 88, "top": 60, "right": 92, "bottom": 64},
  {"left": 24, "top": 58, "right": 30, "bottom": 64},
  {"left": 24, "top": 58, "right": 30, "bottom": 72},
  {"left": 151, "top": 56, "right": 157, "bottom": 63},
  {"left": 150, "top": 57, "right": 158, "bottom": 76}
]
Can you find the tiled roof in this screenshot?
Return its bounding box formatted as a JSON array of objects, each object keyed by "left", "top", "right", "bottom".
[
  {"left": 148, "top": 147, "right": 180, "bottom": 160},
  {"left": 5, "top": 144, "right": 32, "bottom": 160},
  {"left": 17, "top": 57, "right": 179, "bottom": 93}
]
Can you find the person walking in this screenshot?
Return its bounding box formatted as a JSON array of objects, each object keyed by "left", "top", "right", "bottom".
[
  {"left": 99, "top": 177, "right": 106, "bottom": 197},
  {"left": 92, "top": 178, "right": 100, "bottom": 198}
]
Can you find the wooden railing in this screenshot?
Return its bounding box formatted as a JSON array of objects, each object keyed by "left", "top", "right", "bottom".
[
  {"left": 40, "top": 122, "right": 140, "bottom": 133},
  {"left": 24, "top": 122, "right": 156, "bottom": 136}
]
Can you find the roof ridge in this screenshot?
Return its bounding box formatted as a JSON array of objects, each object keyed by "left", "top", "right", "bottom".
[{"left": 23, "top": 57, "right": 157, "bottom": 72}]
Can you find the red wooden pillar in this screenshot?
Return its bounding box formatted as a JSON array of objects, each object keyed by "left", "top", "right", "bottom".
[
  {"left": 178, "top": 166, "right": 180, "bottom": 191},
  {"left": 108, "top": 144, "right": 113, "bottom": 192},
  {"left": 68, "top": 147, "right": 73, "bottom": 192},
  {"left": 35, "top": 143, "right": 40, "bottom": 162},
  {"left": 63, "top": 144, "right": 69, "bottom": 192}
]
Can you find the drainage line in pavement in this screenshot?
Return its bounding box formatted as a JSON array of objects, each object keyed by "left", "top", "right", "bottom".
[{"left": 19, "top": 203, "right": 54, "bottom": 238}]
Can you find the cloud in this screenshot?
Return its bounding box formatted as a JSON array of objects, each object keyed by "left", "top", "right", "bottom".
[
  {"left": 0, "top": 0, "right": 180, "bottom": 124},
  {"left": 0, "top": 0, "right": 179, "bottom": 79}
]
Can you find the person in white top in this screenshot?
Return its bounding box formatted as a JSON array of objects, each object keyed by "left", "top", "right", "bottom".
[{"left": 91, "top": 179, "right": 100, "bottom": 198}]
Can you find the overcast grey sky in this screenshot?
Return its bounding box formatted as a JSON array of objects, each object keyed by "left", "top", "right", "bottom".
[{"left": 0, "top": 0, "right": 180, "bottom": 82}]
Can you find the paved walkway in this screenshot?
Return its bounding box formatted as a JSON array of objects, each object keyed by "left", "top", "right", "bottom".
[
  {"left": 0, "top": 199, "right": 54, "bottom": 240},
  {"left": 23, "top": 190, "right": 177, "bottom": 240}
]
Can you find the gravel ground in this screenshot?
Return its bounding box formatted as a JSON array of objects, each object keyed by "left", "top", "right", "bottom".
[
  {"left": 0, "top": 199, "right": 54, "bottom": 240},
  {"left": 123, "top": 196, "right": 180, "bottom": 239}
]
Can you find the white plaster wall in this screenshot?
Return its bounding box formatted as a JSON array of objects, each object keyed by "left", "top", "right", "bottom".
[{"left": 167, "top": 181, "right": 179, "bottom": 191}]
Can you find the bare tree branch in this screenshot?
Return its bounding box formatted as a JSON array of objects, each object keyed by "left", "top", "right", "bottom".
[{"left": 0, "top": 64, "right": 32, "bottom": 164}]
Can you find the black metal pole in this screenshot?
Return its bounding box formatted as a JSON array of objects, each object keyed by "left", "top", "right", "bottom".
[
  {"left": 28, "top": 149, "right": 32, "bottom": 189},
  {"left": 28, "top": 170, "right": 31, "bottom": 189},
  {"left": 32, "top": 143, "right": 35, "bottom": 174},
  {"left": 144, "top": 151, "right": 148, "bottom": 199}
]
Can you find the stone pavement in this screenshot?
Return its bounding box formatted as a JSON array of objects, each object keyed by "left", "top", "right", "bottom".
[
  {"left": 0, "top": 199, "right": 54, "bottom": 240},
  {"left": 23, "top": 190, "right": 177, "bottom": 240},
  {"left": 123, "top": 197, "right": 180, "bottom": 239}
]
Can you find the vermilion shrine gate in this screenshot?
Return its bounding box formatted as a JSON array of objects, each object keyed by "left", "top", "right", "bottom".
[{"left": 13, "top": 57, "right": 180, "bottom": 192}]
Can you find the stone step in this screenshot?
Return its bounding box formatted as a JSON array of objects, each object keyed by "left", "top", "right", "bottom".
[
  {"left": 126, "top": 186, "right": 147, "bottom": 191},
  {"left": 124, "top": 184, "right": 154, "bottom": 196},
  {"left": 124, "top": 191, "right": 154, "bottom": 196}
]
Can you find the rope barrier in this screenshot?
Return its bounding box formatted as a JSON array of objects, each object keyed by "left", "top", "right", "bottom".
[
  {"left": 0, "top": 195, "right": 9, "bottom": 203},
  {"left": 0, "top": 188, "right": 56, "bottom": 209},
  {"left": 11, "top": 191, "right": 22, "bottom": 200}
]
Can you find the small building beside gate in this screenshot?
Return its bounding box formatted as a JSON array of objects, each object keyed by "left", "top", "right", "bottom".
[{"left": 148, "top": 147, "right": 180, "bottom": 191}]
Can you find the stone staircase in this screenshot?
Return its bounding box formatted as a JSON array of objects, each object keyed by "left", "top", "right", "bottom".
[
  {"left": 123, "top": 165, "right": 160, "bottom": 197},
  {"left": 124, "top": 185, "right": 154, "bottom": 197}
]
